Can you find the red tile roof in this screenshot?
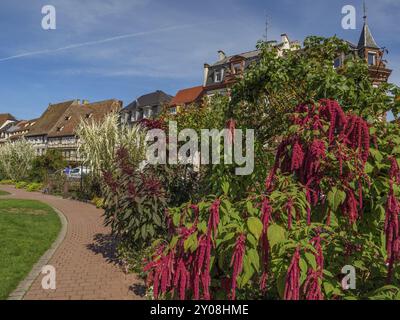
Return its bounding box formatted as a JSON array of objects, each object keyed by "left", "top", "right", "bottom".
[
  {"left": 0, "top": 113, "right": 16, "bottom": 127},
  {"left": 26, "top": 100, "right": 79, "bottom": 137},
  {"left": 47, "top": 99, "right": 122, "bottom": 137},
  {"left": 170, "top": 86, "right": 204, "bottom": 106}
]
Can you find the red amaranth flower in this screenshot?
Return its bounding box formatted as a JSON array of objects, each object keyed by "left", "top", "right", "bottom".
[
  {"left": 139, "top": 118, "right": 165, "bottom": 130},
  {"left": 286, "top": 198, "right": 294, "bottom": 230},
  {"left": 226, "top": 118, "right": 236, "bottom": 145},
  {"left": 260, "top": 197, "right": 272, "bottom": 291},
  {"left": 208, "top": 199, "right": 221, "bottom": 241},
  {"left": 284, "top": 247, "right": 301, "bottom": 300},
  {"left": 173, "top": 258, "right": 190, "bottom": 300},
  {"left": 342, "top": 114, "right": 370, "bottom": 169},
  {"left": 319, "top": 99, "right": 347, "bottom": 145},
  {"left": 385, "top": 157, "right": 400, "bottom": 281},
  {"left": 102, "top": 170, "right": 118, "bottom": 192},
  {"left": 303, "top": 270, "right": 323, "bottom": 300},
  {"left": 342, "top": 189, "right": 359, "bottom": 225},
  {"left": 291, "top": 140, "right": 304, "bottom": 171},
  {"left": 304, "top": 232, "right": 324, "bottom": 300},
  {"left": 230, "top": 234, "right": 246, "bottom": 300}
]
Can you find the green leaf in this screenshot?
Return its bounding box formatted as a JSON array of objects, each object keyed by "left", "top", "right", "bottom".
[
  {"left": 172, "top": 212, "right": 180, "bottom": 227},
  {"left": 141, "top": 225, "right": 147, "bottom": 240},
  {"left": 247, "top": 217, "right": 263, "bottom": 241},
  {"left": 370, "top": 148, "right": 383, "bottom": 163},
  {"left": 327, "top": 187, "right": 346, "bottom": 212},
  {"left": 248, "top": 248, "right": 260, "bottom": 272},
  {"left": 304, "top": 252, "right": 317, "bottom": 270},
  {"left": 267, "top": 224, "right": 286, "bottom": 248},
  {"left": 299, "top": 257, "right": 308, "bottom": 275},
  {"left": 170, "top": 236, "right": 179, "bottom": 249},
  {"left": 184, "top": 232, "right": 198, "bottom": 252},
  {"left": 222, "top": 181, "right": 230, "bottom": 195},
  {"left": 240, "top": 255, "right": 254, "bottom": 287},
  {"left": 323, "top": 282, "right": 335, "bottom": 295},
  {"left": 246, "top": 201, "right": 257, "bottom": 215}
]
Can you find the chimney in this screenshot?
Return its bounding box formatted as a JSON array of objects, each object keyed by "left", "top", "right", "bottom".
[
  {"left": 218, "top": 50, "right": 226, "bottom": 61},
  {"left": 280, "top": 33, "right": 291, "bottom": 50},
  {"left": 82, "top": 99, "right": 89, "bottom": 104},
  {"left": 203, "top": 63, "right": 210, "bottom": 87}
]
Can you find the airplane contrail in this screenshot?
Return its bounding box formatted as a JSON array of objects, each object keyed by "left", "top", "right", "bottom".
[{"left": 0, "top": 23, "right": 212, "bottom": 62}]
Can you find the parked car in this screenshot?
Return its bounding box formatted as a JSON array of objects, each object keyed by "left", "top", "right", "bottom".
[{"left": 67, "top": 167, "right": 91, "bottom": 179}]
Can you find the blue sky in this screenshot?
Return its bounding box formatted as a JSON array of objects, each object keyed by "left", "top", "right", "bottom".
[{"left": 0, "top": 0, "right": 399, "bottom": 120}]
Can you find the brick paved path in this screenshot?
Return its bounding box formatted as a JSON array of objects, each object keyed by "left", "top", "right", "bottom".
[{"left": 1, "top": 186, "right": 144, "bottom": 300}]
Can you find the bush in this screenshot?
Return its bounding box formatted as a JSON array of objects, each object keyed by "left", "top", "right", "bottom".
[
  {"left": 15, "top": 181, "right": 28, "bottom": 189},
  {"left": 144, "top": 100, "right": 400, "bottom": 300},
  {"left": 102, "top": 147, "right": 168, "bottom": 250},
  {"left": 91, "top": 196, "right": 104, "bottom": 208},
  {"left": 0, "top": 180, "right": 14, "bottom": 185},
  {"left": 26, "top": 182, "right": 44, "bottom": 192},
  {"left": 29, "top": 150, "right": 66, "bottom": 183}
]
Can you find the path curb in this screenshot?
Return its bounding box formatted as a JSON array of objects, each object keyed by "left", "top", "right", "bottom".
[{"left": 7, "top": 204, "right": 68, "bottom": 300}]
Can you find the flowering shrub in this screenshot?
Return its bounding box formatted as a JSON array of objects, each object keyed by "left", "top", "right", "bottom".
[
  {"left": 144, "top": 100, "right": 400, "bottom": 300},
  {"left": 102, "top": 147, "right": 167, "bottom": 248}
]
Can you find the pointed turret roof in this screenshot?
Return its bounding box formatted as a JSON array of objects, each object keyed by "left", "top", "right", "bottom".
[
  {"left": 357, "top": 6, "right": 379, "bottom": 50},
  {"left": 358, "top": 22, "right": 379, "bottom": 49}
]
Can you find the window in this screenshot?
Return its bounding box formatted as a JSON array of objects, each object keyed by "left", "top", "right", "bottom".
[
  {"left": 143, "top": 108, "right": 152, "bottom": 119},
  {"left": 152, "top": 106, "right": 159, "bottom": 117},
  {"left": 334, "top": 57, "right": 342, "bottom": 69},
  {"left": 169, "top": 107, "right": 177, "bottom": 114},
  {"left": 136, "top": 109, "right": 143, "bottom": 121},
  {"left": 368, "top": 52, "right": 377, "bottom": 66},
  {"left": 214, "top": 69, "right": 223, "bottom": 82},
  {"left": 232, "top": 63, "right": 242, "bottom": 74}
]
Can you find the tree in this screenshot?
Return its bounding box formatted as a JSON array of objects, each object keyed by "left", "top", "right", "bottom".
[
  {"left": 229, "top": 36, "right": 400, "bottom": 145},
  {"left": 29, "top": 149, "right": 66, "bottom": 182}
]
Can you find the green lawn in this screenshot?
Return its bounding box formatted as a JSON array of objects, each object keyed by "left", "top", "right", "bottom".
[
  {"left": 0, "top": 190, "right": 10, "bottom": 196},
  {"left": 0, "top": 199, "right": 61, "bottom": 299}
]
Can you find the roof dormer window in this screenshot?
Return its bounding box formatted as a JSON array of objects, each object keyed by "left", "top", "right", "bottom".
[
  {"left": 368, "top": 52, "right": 377, "bottom": 66},
  {"left": 57, "top": 126, "right": 64, "bottom": 132},
  {"left": 334, "top": 57, "right": 342, "bottom": 69},
  {"left": 65, "top": 116, "right": 72, "bottom": 121},
  {"left": 232, "top": 62, "right": 243, "bottom": 74},
  {"left": 214, "top": 69, "right": 223, "bottom": 83},
  {"left": 85, "top": 113, "right": 93, "bottom": 119}
]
